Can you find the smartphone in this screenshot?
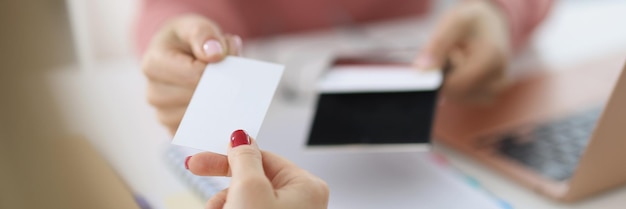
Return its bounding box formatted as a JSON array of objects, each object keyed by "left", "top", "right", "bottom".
[{"left": 305, "top": 56, "right": 443, "bottom": 152}]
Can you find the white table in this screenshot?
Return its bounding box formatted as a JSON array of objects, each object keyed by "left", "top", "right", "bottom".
[
  {"left": 48, "top": 1, "right": 626, "bottom": 208},
  {"left": 50, "top": 60, "right": 505, "bottom": 209}
]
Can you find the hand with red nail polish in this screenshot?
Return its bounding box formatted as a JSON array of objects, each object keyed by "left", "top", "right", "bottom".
[
  {"left": 185, "top": 130, "right": 329, "bottom": 209},
  {"left": 141, "top": 14, "right": 243, "bottom": 135}
]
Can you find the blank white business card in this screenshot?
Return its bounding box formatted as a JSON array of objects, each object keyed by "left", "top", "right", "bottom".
[{"left": 172, "top": 56, "right": 284, "bottom": 154}]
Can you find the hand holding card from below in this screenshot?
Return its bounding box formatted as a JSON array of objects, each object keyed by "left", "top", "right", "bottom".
[{"left": 185, "top": 130, "right": 329, "bottom": 209}]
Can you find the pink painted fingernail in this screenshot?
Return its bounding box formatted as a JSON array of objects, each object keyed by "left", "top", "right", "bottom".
[
  {"left": 203, "top": 40, "right": 224, "bottom": 57},
  {"left": 184, "top": 156, "right": 192, "bottom": 170},
  {"left": 414, "top": 54, "right": 433, "bottom": 69},
  {"left": 232, "top": 35, "right": 242, "bottom": 51}
]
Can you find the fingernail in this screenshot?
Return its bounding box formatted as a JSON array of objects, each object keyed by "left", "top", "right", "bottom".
[
  {"left": 203, "top": 40, "right": 224, "bottom": 57},
  {"left": 414, "top": 54, "right": 433, "bottom": 69},
  {"left": 184, "top": 156, "right": 192, "bottom": 170},
  {"left": 232, "top": 35, "right": 242, "bottom": 51},
  {"left": 230, "top": 129, "right": 250, "bottom": 148}
]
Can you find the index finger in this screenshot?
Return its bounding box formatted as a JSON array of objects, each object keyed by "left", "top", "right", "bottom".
[
  {"left": 419, "top": 6, "right": 472, "bottom": 69},
  {"left": 171, "top": 15, "right": 229, "bottom": 62},
  {"left": 187, "top": 151, "right": 229, "bottom": 176},
  {"left": 142, "top": 49, "right": 206, "bottom": 88}
]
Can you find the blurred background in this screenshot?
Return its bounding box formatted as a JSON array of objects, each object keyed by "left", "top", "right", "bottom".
[
  {"left": 0, "top": 0, "right": 139, "bottom": 139},
  {"left": 1, "top": 0, "right": 626, "bottom": 209},
  {"left": 0, "top": 1, "right": 142, "bottom": 208}
]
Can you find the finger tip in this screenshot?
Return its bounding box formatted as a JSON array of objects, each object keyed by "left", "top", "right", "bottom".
[
  {"left": 184, "top": 156, "right": 192, "bottom": 170},
  {"left": 186, "top": 152, "right": 230, "bottom": 176},
  {"left": 412, "top": 63, "right": 440, "bottom": 72},
  {"left": 200, "top": 40, "right": 227, "bottom": 61},
  {"left": 413, "top": 53, "right": 444, "bottom": 71},
  {"left": 224, "top": 35, "right": 242, "bottom": 56},
  {"left": 186, "top": 155, "right": 203, "bottom": 174},
  {"left": 230, "top": 129, "right": 251, "bottom": 148},
  {"left": 232, "top": 35, "right": 242, "bottom": 50},
  {"left": 201, "top": 54, "right": 227, "bottom": 64}
]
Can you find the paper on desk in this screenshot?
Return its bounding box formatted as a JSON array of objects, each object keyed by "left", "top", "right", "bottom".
[
  {"left": 172, "top": 56, "right": 284, "bottom": 154},
  {"left": 317, "top": 65, "right": 443, "bottom": 93}
]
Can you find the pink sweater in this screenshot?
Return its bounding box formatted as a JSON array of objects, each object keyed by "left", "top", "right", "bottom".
[{"left": 135, "top": 0, "right": 553, "bottom": 55}]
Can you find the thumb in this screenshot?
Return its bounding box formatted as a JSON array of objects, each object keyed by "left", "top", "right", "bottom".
[
  {"left": 227, "top": 129, "right": 267, "bottom": 180},
  {"left": 172, "top": 16, "right": 228, "bottom": 63},
  {"left": 415, "top": 11, "right": 470, "bottom": 70}
]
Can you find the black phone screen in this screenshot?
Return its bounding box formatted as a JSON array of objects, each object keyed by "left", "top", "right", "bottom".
[{"left": 307, "top": 90, "right": 438, "bottom": 146}]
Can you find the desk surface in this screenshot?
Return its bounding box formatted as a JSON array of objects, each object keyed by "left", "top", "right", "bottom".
[
  {"left": 47, "top": 1, "right": 626, "bottom": 208},
  {"left": 48, "top": 60, "right": 626, "bottom": 209}
]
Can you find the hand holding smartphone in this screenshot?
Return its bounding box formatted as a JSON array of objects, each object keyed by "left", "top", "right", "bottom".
[{"left": 306, "top": 56, "right": 443, "bottom": 152}]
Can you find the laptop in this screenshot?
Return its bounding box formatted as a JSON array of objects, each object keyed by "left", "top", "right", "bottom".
[{"left": 434, "top": 56, "right": 626, "bottom": 202}]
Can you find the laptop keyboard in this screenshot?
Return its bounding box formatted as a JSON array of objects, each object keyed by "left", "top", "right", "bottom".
[{"left": 496, "top": 107, "right": 603, "bottom": 181}]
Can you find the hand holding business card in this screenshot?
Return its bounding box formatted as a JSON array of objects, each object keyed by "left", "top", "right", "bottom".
[
  {"left": 172, "top": 56, "right": 284, "bottom": 154},
  {"left": 172, "top": 56, "right": 441, "bottom": 154}
]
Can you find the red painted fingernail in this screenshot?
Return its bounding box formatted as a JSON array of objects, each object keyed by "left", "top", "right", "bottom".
[
  {"left": 184, "top": 156, "right": 192, "bottom": 170},
  {"left": 231, "top": 129, "right": 250, "bottom": 148}
]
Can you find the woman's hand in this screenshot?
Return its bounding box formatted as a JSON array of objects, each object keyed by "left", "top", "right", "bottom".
[
  {"left": 141, "top": 14, "right": 242, "bottom": 134},
  {"left": 415, "top": 0, "right": 511, "bottom": 103},
  {"left": 185, "top": 130, "right": 330, "bottom": 209}
]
